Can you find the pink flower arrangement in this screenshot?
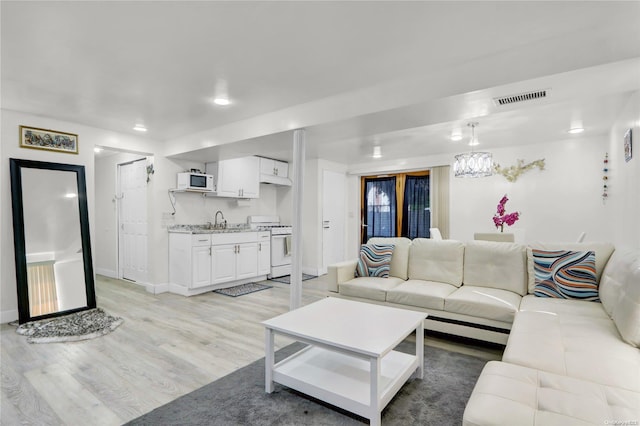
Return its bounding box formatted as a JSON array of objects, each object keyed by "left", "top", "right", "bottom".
[{"left": 493, "top": 195, "right": 520, "bottom": 232}]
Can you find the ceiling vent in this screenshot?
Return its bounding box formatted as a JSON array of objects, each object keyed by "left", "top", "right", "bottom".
[{"left": 493, "top": 89, "right": 549, "bottom": 106}]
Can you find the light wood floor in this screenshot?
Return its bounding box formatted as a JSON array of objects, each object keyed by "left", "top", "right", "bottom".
[{"left": 1, "top": 275, "right": 502, "bottom": 425}]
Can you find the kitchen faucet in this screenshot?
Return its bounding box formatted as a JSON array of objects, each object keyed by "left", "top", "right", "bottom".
[{"left": 214, "top": 210, "right": 227, "bottom": 229}]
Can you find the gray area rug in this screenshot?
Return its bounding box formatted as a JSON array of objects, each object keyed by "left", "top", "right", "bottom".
[
  {"left": 127, "top": 341, "right": 487, "bottom": 425},
  {"left": 213, "top": 282, "right": 273, "bottom": 297},
  {"left": 269, "top": 274, "right": 317, "bottom": 285},
  {"left": 15, "top": 308, "right": 123, "bottom": 343}
]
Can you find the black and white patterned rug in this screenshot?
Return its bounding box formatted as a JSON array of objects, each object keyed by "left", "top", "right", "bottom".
[
  {"left": 213, "top": 282, "right": 273, "bottom": 297},
  {"left": 15, "top": 308, "right": 123, "bottom": 344}
]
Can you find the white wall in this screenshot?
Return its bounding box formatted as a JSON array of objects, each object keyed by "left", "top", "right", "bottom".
[
  {"left": 1, "top": 109, "right": 156, "bottom": 322},
  {"left": 450, "top": 136, "right": 610, "bottom": 243},
  {"left": 606, "top": 91, "right": 640, "bottom": 251},
  {"left": 54, "top": 258, "right": 87, "bottom": 311},
  {"left": 344, "top": 134, "right": 621, "bottom": 258}
]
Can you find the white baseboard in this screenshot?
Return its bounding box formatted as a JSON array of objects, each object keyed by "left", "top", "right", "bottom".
[
  {"left": 302, "top": 266, "right": 323, "bottom": 276},
  {"left": 1, "top": 309, "right": 19, "bottom": 324},
  {"left": 146, "top": 283, "right": 169, "bottom": 294},
  {"left": 95, "top": 268, "right": 118, "bottom": 279}
]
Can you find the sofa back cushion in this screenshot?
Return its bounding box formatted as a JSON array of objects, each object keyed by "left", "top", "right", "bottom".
[
  {"left": 408, "top": 239, "right": 464, "bottom": 287},
  {"left": 601, "top": 249, "right": 640, "bottom": 347},
  {"left": 526, "top": 242, "right": 614, "bottom": 293},
  {"left": 600, "top": 249, "right": 634, "bottom": 316},
  {"left": 368, "top": 237, "right": 412, "bottom": 280},
  {"left": 464, "top": 241, "right": 528, "bottom": 296}
]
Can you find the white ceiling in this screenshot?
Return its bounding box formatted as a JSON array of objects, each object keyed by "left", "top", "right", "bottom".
[{"left": 2, "top": 1, "right": 640, "bottom": 166}]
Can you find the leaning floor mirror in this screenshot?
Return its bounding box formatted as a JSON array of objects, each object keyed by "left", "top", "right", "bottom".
[{"left": 10, "top": 158, "right": 96, "bottom": 324}]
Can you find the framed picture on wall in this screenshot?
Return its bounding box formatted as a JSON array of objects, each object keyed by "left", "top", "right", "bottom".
[
  {"left": 19, "top": 125, "right": 78, "bottom": 154},
  {"left": 624, "top": 128, "right": 632, "bottom": 162}
]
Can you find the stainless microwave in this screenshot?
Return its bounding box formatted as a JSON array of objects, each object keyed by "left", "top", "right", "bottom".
[{"left": 177, "top": 172, "right": 214, "bottom": 192}]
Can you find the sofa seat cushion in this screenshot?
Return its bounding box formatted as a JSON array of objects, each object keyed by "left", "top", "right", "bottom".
[
  {"left": 463, "top": 361, "right": 640, "bottom": 426},
  {"left": 444, "top": 286, "right": 521, "bottom": 323},
  {"left": 338, "top": 277, "right": 404, "bottom": 301},
  {"left": 386, "top": 280, "right": 458, "bottom": 310},
  {"left": 503, "top": 310, "right": 640, "bottom": 391},
  {"left": 520, "top": 295, "right": 609, "bottom": 320}
]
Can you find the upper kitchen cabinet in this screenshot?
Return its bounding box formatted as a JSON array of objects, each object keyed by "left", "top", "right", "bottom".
[
  {"left": 259, "top": 157, "right": 291, "bottom": 186},
  {"left": 206, "top": 156, "right": 260, "bottom": 198}
]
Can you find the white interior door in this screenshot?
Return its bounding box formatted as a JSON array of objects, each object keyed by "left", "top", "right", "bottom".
[
  {"left": 118, "top": 159, "right": 148, "bottom": 283},
  {"left": 322, "top": 170, "right": 346, "bottom": 274}
]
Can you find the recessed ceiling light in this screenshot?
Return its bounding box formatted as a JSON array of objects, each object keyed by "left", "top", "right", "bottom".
[
  {"left": 133, "top": 124, "right": 147, "bottom": 132},
  {"left": 450, "top": 130, "right": 463, "bottom": 141},
  {"left": 64, "top": 193, "right": 77, "bottom": 198},
  {"left": 568, "top": 127, "right": 584, "bottom": 134},
  {"left": 94, "top": 147, "right": 102, "bottom": 153},
  {"left": 213, "top": 97, "right": 231, "bottom": 106},
  {"left": 372, "top": 146, "right": 382, "bottom": 158}
]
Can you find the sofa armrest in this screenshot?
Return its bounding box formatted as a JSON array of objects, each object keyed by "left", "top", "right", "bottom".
[{"left": 327, "top": 259, "right": 358, "bottom": 292}]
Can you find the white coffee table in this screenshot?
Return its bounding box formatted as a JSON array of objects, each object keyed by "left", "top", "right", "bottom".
[{"left": 262, "top": 297, "right": 426, "bottom": 426}]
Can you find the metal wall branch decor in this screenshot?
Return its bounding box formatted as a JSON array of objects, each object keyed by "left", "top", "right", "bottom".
[{"left": 493, "top": 158, "right": 545, "bottom": 182}]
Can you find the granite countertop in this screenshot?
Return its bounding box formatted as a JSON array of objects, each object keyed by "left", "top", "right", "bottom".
[{"left": 168, "top": 224, "right": 255, "bottom": 234}]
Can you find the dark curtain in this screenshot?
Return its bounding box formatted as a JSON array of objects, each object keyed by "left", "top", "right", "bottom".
[
  {"left": 363, "top": 177, "right": 396, "bottom": 243},
  {"left": 402, "top": 175, "right": 430, "bottom": 239}
]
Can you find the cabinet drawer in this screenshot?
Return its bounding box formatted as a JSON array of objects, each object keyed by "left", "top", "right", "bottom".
[
  {"left": 191, "top": 234, "right": 211, "bottom": 246},
  {"left": 258, "top": 231, "right": 270, "bottom": 241},
  {"left": 211, "top": 232, "right": 258, "bottom": 245}
]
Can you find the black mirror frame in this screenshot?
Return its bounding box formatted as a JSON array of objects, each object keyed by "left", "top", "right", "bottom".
[{"left": 10, "top": 158, "right": 96, "bottom": 324}]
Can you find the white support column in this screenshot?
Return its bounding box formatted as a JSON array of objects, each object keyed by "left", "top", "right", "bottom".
[{"left": 290, "top": 128, "right": 305, "bottom": 310}]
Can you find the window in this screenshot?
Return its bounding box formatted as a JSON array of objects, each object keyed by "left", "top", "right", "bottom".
[
  {"left": 361, "top": 171, "right": 430, "bottom": 242},
  {"left": 27, "top": 262, "right": 59, "bottom": 316},
  {"left": 363, "top": 176, "right": 397, "bottom": 242}
]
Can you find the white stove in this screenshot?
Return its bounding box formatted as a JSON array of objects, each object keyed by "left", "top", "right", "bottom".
[{"left": 247, "top": 216, "right": 292, "bottom": 278}]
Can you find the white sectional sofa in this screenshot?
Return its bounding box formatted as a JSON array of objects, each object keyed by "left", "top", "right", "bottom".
[
  {"left": 463, "top": 248, "right": 640, "bottom": 426},
  {"left": 330, "top": 237, "right": 553, "bottom": 345},
  {"left": 328, "top": 238, "right": 640, "bottom": 425}
]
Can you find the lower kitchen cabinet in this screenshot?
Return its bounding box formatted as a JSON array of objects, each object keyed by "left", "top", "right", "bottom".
[
  {"left": 192, "top": 245, "right": 213, "bottom": 288},
  {"left": 169, "top": 231, "right": 271, "bottom": 295},
  {"left": 258, "top": 241, "right": 271, "bottom": 275},
  {"left": 211, "top": 242, "right": 258, "bottom": 284}
]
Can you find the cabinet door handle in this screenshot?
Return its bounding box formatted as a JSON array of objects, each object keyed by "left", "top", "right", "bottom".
[
  {"left": 209, "top": 247, "right": 211, "bottom": 256},
  {"left": 259, "top": 243, "right": 262, "bottom": 251}
]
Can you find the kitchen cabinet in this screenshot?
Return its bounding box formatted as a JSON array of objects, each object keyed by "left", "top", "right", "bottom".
[
  {"left": 260, "top": 157, "right": 288, "bottom": 178},
  {"left": 211, "top": 242, "right": 258, "bottom": 284},
  {"left": 169, "top": 230, "right": 271, "bottom": 295},
  {"left": 259, "top": 157, "right": 291, "bottom": 186},
  {"left": 206, "top": 157, "right": 260, "bottom": 198},
  {"left": 169, "top": 233, "right": 212, "bottom": 289},
  {"left": 258, "top": 236, "right": 271, "bottom": 275}
]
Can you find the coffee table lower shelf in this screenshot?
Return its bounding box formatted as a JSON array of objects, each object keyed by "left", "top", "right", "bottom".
[{"left": 272, "top": 345, "right": 419, "bottom": 421}]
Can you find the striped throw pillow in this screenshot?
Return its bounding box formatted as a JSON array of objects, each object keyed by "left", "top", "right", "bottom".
[
  {"left": 355, "top": 244, "right": 395, "bottom": 278},
  {"left": 532, "top": 249, "right": 599, "bottom": 301}
]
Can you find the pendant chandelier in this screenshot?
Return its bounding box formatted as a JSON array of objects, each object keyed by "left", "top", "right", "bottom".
[{"left": 453, "top": 122, "right": 493, "bottom": 178}]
